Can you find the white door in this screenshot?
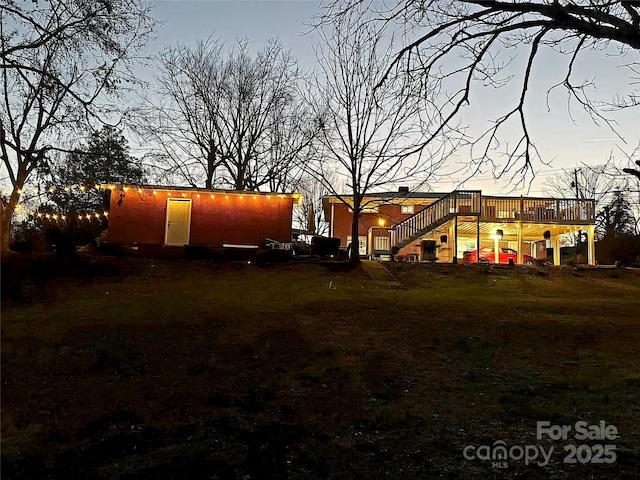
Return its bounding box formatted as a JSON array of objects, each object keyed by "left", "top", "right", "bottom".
[{"left": 165, "top": 198, "right": 192, "bottom": 246}]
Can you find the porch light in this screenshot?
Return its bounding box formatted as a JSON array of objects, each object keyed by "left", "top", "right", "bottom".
[
  {"left": 496, "top": 229, "right": 503, "bottom": 240},
  {"left": 378, "top": 218, "right": 385, "bottom": 227}
]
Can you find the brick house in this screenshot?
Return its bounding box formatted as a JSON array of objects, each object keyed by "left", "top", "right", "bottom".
[
  {"left": 323, "top": 189, "right": 597, "bottom": 265},
  {"left": 103, "top": 184, "right": 300, "bottom": 255}
]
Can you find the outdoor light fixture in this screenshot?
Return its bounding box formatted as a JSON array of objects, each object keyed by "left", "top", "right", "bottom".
[
  {"left": 378, "top": 218, "right": 385, "bottom": 227},
  {"left": 491, "top": 229, "right": 504, "bottom": 240}
]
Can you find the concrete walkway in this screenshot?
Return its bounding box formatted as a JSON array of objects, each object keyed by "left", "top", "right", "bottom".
[{"left": 361, "top": 260, "right": 403, "bottom": 288}]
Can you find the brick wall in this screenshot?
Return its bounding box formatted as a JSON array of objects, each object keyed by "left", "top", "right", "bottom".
[
  {"left": 331, "top": 202, "right": 430, "bottom": 249},
  {"left": 105, "top": 188, "right": 293, "bottom": 247}
]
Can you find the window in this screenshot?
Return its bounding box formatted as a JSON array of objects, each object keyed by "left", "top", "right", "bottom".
[
  {"left": 373, "top": 236, "right": 390, "bottom": 251},
  {"left": 348, "top": 206, "right": 379, "bottom": 213},
  {"left": 346, "top": 236, "right": 367, "bottom": 256},
  {"left": 401, "top": 205, "right": 414, "bottom": 214}
]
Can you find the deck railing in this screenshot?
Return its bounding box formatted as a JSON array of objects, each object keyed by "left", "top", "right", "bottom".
[
  {"left": 391, "top": 191, "right": 481, "bottom": 247},
  {"left": 481, "top": 197, "right": 595, "bottom": 223}
]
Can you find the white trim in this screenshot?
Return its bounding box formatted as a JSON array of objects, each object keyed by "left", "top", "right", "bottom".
[
  {"left": 164, "top": 198, "right": 192, "bottom": 246},
  {"left": 330, "top": 203, "right": 335, "bottom": 238}
]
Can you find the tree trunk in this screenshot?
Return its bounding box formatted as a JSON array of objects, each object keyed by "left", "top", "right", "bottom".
[
  {"left": 350, "top": 197, "right": 361, "bottom": 264},
  {"left": 1, "top": 187, "right": 21, "bottom": 252}
]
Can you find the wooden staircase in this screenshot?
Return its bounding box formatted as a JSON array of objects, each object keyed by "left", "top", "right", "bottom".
[{"left": 390, "top": 191, "right": 481, "bottom": 250}]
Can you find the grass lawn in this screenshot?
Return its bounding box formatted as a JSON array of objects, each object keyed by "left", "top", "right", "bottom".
[{"left": 2, "top": 255, "right": 640, "bottom": 479}]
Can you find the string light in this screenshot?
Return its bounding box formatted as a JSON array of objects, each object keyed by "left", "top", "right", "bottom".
[
  {"left": 48, "top": 187, "right": 55, "bottom": 193},
  {"left": 64, "top": 187, "right": 70, "bottom": 192},
  {"left": 17, "top": 188, "right": 23, "bottom": 194},
  {"left": 80, "top": 185, "right": 86, "bottom": 191}
]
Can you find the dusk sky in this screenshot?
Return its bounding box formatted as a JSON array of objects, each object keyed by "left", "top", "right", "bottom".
[{"left": 143, "top": 1, "right": 639, "bottom": 195}]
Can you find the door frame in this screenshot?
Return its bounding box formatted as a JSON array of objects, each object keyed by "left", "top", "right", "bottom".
[{"left": 164, "top": 198, "right": 192, "bottom": 246}]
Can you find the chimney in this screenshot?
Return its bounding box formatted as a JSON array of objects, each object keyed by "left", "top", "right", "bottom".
[{"left": 398, "top": 186, "right": 409, "bottom": 193}]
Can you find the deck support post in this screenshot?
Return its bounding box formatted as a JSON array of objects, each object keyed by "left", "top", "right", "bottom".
[
  {"left": 516, "top": 221, "right": 524, "bottom": 264},
  {"left": 553, "top": 236, "right": 561, "bottom": 266},
  {"left": 476, "top": 215, "right": 480, "bottom": 263},
  {"left": 587, "top": 225, "right": 596, "bottom": 265},
  {"left": 453, "top": 215, "right": 458, "bottom": 264}
]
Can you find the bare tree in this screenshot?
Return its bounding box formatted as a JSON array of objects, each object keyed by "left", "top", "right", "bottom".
[
  {"left": 140, "top": 37, "right": 317, "bottom": 192},
  {"left": 622, "top": 146, "right": 640, "bottom": 180},
  {"left": 322, "top": 1, "right": 640, "bottom": 181},
  {"left": 545, "top": 160, "right": 624, "bottom": 239},
  {"left": 309, "top": 6, "right": 460, "bottom": 263},
  {"left": 293, "top": 174, "right": 336, "bottom": 236},
  {"left": 0, "top": 0, "right": 155, "bottom": 251}
]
